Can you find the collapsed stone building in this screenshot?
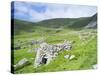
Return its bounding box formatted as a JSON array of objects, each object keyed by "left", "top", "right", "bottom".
[{"left": 34, "top": 41, "right": 72, "bottom": 68}]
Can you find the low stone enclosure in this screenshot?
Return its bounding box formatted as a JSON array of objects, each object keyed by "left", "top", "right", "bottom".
[
  {"left": 13, "top": 39, "right": 97, "bottom": 70},
  {"left": 34, "top": 40, "right": 72, "bottom": 68}
]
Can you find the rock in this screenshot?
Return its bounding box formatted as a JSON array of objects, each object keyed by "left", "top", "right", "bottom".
[
  {"left": 69, "top": 55, "right": 75, "bottom": 60},
  {"left": 14, "top": 58, "right": 29, "bottom": 70},
  {"left": 63, "top": 41, "right": 72, "bottom": 50},
  {"left": 92, "top": 64, "right": 97, "bottom": 69},
  {"left": 79, "top": 32, "right": 93, "bottom": 41},
  {"left": 64, "top": 55, "right": 70, "bottom": 59},
  {"left": 30, "top": 40, "right": 37, "bottom": 45},
  {"left": 54, "top": 53, "right": 58, "bottom": 57},
  {"left": 64, "top": 54, "right": 75, "bottom": 60},
  {"left": 13, "top": 65, "right": 17, "bottom": 68},
  {"left": 40, "top": 42, "right": 48, "bottom": 48},
  {"left": 29, "top": 39, "right": 45, "bottom": 46},
  {"left": 14, "top": 46, "right": 21, "bottom": 50},
  {"left": 27, "top": 49, "right": 33, "bottom": 53}
]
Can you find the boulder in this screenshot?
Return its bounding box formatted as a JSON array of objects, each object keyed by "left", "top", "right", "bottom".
[
  {"left": 64, "top": 54, "right": 75, "bottom": 60},
  {"left": 30, "top": 40, "right": 37, "bottom": 45},
  {"left": 14, "top": 58, "right": 30, "bottom": 70},
  {"left": 64, "top": 55, "right": 70, "bottom": 59},
  {"left": 69, "top": 55, "right": 75, "bottom": 60},
  {"left": 30, "top": 39, "right": 45, "bottom": 46},
  {"left": 14, "top": 46, "right": 21, "bottom": 50},
  {"left": 92, "top": 64, "right": 97, "bottom": 69}
]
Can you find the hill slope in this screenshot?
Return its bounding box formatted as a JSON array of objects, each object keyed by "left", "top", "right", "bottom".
[
  {"left": 12, "top": 14, "right": 97, "bottom": 73},
  {"left": 85, "top": 13, "right": 97, "bottom": 28},
  {"left": 13, "top": 13, "right": 97, "bottom": 35}
]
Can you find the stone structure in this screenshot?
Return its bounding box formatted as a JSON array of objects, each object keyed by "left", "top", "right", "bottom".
[{"left": 34, "top": 41, "right": 72, "bottom": 68}]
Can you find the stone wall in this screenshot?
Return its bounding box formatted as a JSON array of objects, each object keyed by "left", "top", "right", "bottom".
[{"left": 34, "top": 41, "right": 72, "bottom": 68}]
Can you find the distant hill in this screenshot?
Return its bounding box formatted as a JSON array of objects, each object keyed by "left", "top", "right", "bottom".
[
  {"left": 12, "top": 13, "right": 97, "bottom": 35},
  {"left": 37, "top": 17, "right": 91, "bottom": 28},
  {"left": 12, "top": 19, "right": 36, "bottom": 35},
  {"left": 85, "top": 13, "right": 97, "bottom": 28}
]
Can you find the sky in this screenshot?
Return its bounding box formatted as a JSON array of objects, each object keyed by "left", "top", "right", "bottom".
[{"left": 11, "top": 1, "right": 97, "bottom": 22}]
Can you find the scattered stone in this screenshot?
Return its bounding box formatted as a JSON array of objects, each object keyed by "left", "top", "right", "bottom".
[
  {"left": 92, "top": 64, "right": 97, "bottom": 69},
  {"left": 13, "top": 65, "right": 17, "bottom": 68},
  {"left": 14, "top": 46, "right": 21, "bottom": 50},
  {"left": 14, "top": 58, "right": 30, "bottom": 70},
  {"left": 69, "top": 55, "right": 75, "bottom": 60},
  {"left": 29, "top": 39, "right": 45, "bottom": 46},
  {"left": 64, "top": 55, "right": 70, "bottom": 59},
  {"left": 64, "top": 54, "right": 75, "bottom": 60},
  {"left": 27, "top": 49, "right": 33, "bottom": 53},
  {"left": 78, "top": 31, "right": 94, "bottom": 41},
  {"left": 54, "top": 53, "right": 58, "bottom": 57},
  {"left": 30, "top": 40, "right": 37, "bottom": 45}
]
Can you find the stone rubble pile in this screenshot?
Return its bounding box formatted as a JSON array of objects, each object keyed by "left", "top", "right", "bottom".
[{"left": 34, "top": 41, "right": 72, "bottom": 68}]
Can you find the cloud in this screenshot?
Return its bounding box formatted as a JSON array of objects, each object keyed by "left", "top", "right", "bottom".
[{"left": 12, "top": 1, "right": 97, "bottom": 22}]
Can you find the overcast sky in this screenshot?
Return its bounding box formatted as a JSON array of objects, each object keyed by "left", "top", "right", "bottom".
[{"left": 11, "top": 1, "right": 97, "bottom": 22}]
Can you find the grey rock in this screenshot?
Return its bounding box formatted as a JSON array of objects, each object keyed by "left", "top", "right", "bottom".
[
  {"left": 29, "top": 39, "right": 45, "bottom": 46},
  {"left": 14, "top": 58, "right": 29, "bottom": 70},
  {"left": 30, "top": 40, "right": 37, "bottom": 45},
  {"left": 92, "top": 64, "right": 97, "bottom": 69},
  {"left": 64, "top": 55, "right": 70, "bottom": 59},
  {"left": 85, "top": 21, "right": 97, "bottom": 28},
  {"left": 69, "top": 55, "right": 75, "bottom": 60},
  {"left": 64, "top": 54, "right": 75, "bottom": 60}
]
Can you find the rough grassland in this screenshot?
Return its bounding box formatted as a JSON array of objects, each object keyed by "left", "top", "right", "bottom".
[{"left": 13, "top": 28, "right": 97, "bottom": 74}]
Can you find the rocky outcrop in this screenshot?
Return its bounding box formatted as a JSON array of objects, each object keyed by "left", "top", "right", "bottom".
[
  {"left": 85, "top": 21, "right": 97, "bottom": 28},
  {"left": 85, "top": 13, "right": 97, "bottom": 28}
]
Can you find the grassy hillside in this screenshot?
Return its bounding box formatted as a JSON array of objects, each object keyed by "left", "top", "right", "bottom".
[
  {"left": 12, "top": 29, "right": 97, "bottom": 73},
  {"left": 11, "top": 14, "right": 97, "bottom": 74},
  {"left": 13, "top": 17, "right": 91, "bottom": 35},
  {"left": 13, "top": 14, "right": 97, "bottom": 35},
  {"left": 13, "top": 19, "right": 36, "bottom": 35},
  {"left": 37, "top": 17, "right": 91, "bottom": 28}
]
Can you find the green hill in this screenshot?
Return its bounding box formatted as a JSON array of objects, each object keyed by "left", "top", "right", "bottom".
[
  {"left": 37, "top": 17, "right": 91, "bottom": 28},
  {"left": 12, "top": 14, "right": 97, "bottom": 74},
  {"left": 13, "top": 13, "right": 97, "bottom": 35},
  {"left": 13, "top": 19, "right": 36, "bottom": 35}
]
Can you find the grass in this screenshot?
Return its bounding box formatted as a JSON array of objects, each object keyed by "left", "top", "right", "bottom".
[{"left": 12, "top": 27, "right": 97, "bottom": 74}]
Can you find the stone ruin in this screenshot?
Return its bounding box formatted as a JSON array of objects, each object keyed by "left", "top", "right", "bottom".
[
  {"left": 34, "top": 41, "right": 72, "bottom": 68},
  {"left": 29, "top": 39, "right": 45, "bottom": 46}
]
